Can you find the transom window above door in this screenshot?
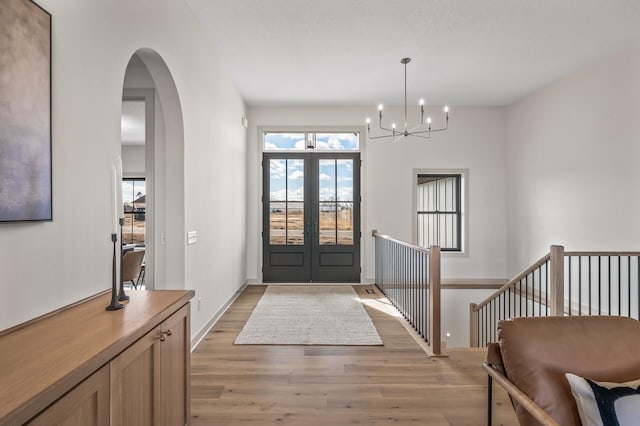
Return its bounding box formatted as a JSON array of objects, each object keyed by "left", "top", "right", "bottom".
[{"left": 263, "top": 132, "right": 359, "bottom": 151}]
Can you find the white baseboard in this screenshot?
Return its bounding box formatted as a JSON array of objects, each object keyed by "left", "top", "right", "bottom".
[{"left": 191, "top": 282, "right": 248, "bottom": 351}]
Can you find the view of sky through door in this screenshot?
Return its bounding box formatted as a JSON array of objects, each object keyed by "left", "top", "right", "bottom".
[
  {"left": 269, "top": 158, "right": 304, "bottom": 245},
  {"left": 264, "top": 132, "right": 358, "bottom": 151}
]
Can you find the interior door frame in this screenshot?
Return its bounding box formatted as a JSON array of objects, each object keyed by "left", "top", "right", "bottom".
[{"left": 122, "top": 89, "right": 154, "bottom": 288}]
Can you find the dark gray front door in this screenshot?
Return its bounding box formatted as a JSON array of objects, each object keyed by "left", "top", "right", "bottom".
[{"left": 262, "top": 152, "right": 360, "bottom": 282}]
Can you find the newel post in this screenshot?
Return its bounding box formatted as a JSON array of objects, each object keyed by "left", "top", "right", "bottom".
[
  {"left": 469, "top": 303, "right": 478, "bottom": 347},
  {"left": 549, "top": 245, "right": 565, "bottom": 316},
  {"left": 429, "top": 246, "right": 442, "bottom": 356}
]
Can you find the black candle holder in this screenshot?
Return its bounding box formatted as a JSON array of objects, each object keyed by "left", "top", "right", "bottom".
[
  {"left": 118, "top": 217, "right": 130, "bottom": 301},
  {"left": 106, "top": 233, "right": 124, "bottom": 311}
]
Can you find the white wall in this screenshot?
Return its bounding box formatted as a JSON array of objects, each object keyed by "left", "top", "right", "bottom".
[
  {"left": 0, "top": 0, "right": 247, "bottom": 338},
  {"left": 506, "top": 39, "right": 640, "bottom": 275},
  {"left": 122, "top": 145, "right": 145, "bottom": 176},
  {"left": 246, "top": 106, "right": 509, "bottom": 284}
]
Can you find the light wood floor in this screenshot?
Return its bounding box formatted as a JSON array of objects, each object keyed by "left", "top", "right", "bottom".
[{"left": 191, "top": 285, "right": 518, "bottom": 425}]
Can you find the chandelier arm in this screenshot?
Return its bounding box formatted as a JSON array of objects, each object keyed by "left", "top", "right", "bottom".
[
  {"left": 409, "top": 123, "right": 448, "bottom": 135},
  {"left": 368, "top": 133, "right": 398, "bottom": 140}
]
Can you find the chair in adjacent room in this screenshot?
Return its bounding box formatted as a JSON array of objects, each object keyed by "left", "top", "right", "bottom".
[{"left": 122, "top": 249, "right": 145, "bottom": 289}]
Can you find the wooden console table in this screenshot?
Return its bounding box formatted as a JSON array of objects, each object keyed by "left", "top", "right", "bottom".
[{"left": 0, "top": 290, "right": 194, "bottom": 425}]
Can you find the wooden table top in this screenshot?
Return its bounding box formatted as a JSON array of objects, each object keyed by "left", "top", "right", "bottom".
[{"left": 0, "top": 289, "right": 194, "bottom": 425}]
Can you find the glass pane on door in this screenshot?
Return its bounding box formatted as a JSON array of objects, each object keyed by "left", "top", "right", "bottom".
[
  {"left": 287, "top": 202, "right": 304, "bottom": 245},
  {"left": 319, "top": 202, "right": 336, "bottom": 245},
  {"left": 317, "top": 158, "right": 355, "bottom": 246},
  {"left": 336, "top": 160, "right": 353, "bottom": 201},
  {"left": 269, "top": 159, "right": 305, "bottom": 245},
  {"left": 337, "top": 202, "right": 353, "bottom": 245},
  {"left": 318, "top": 160, "right": 336, "bottom": 201}
]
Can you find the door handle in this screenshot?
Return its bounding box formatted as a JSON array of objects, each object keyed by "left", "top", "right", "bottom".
[
  {"left": 313, "top": 221, "right": 319, "bottom": 237},
  {"left": 304, "top": 222, "right": 310, "bottom": 237}
]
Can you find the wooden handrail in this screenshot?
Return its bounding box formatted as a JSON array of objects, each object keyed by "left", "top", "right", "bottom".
[
  {"left": 564, "top": 251, "right": 640, "bottom": 256},
  {"left": 372, "top": 230, "right": 432, "bottom": 255},
  {"left": 473, "top": 252, "right": 551, "bottom": 311}
]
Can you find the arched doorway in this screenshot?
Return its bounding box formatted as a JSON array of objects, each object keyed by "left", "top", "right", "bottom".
[{"left": 120, "top": 48, "right": 185, "bottom": 290}]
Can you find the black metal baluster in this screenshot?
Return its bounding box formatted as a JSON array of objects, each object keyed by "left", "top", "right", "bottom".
[
  {"left": 545, "top": 261, "right": 549, "bottom": 316},
  {"left": 483, "top": 305, "right": 487, "bottom": 346},
  {"left": 618, "top": 256, "right": 622, "bottom": 316},
  {"left": 588, "top": 256, "right": 592, "bottom": 315},
  {"left": 538, "top": 266, "right": 542, "bottom": 316},
  {"left": 608, "top": 256, "right": 612, "bottom": 316},
  {"left": 628, "top": 256, "right": 631, "bottom": 317},
  {"left": 598, "top": 256, "right": 602, "bottom": 315},
  {"left": 579, "top": 257, "right": 582, "bottom": 315},
  {"left": 568, "top": 257, "right": 572, "bottom": 316},
  {"left": 525, "top": 275, "right": 529, "bottom": 317},
  {"left": 518, "top": 280, "right": 522, "bottom": 317},
  {"left": 420, "top": 251, "right": 424, "bottom": 338}
]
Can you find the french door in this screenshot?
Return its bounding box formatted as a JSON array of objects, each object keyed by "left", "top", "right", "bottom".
[{"left": 262, "top": 152, "right": 361, "bottom": 282}]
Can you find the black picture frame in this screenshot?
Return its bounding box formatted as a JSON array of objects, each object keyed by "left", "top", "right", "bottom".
[{"left": 0, "top": 0, "right": 52, "bottom": 222}]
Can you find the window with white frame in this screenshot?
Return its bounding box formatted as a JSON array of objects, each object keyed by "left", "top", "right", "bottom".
[{"left": 416, "top": 173, "right": 463, "bottom": 251}]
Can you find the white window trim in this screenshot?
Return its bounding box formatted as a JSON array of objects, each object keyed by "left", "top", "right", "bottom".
[{"left": 412, "top": 168, "right": 469, "bottom": 257}]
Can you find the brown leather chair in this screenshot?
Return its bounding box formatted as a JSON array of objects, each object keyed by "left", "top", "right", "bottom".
[
  {"left": 485, "top": 316, "right": 640, "bottom": 425},
  {"left": 122, "top": 249, "right": 145, "bottom": 289}
]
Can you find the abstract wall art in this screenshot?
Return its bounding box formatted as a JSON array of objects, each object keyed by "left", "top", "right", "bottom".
[{"left": 0, "top": 0, "right": 52, "bottom": 222}]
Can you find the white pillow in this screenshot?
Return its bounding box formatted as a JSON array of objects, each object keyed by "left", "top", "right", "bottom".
[{"left": 565, "top": 373, "right": 640, "bottom": 426}]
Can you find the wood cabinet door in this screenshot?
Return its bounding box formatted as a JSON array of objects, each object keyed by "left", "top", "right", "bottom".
[
  {"left": 110, "top": 327, "right": 162, "bottom": 426},
  {"left": 28, "top": 365, "right": 109, "bottom": 426},
  {"left": 159, "top": 304, "right": 190, "bottom": 426}
]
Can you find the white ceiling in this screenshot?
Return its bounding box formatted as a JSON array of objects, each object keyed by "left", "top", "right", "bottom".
[{"left": 185, "top": 0, "right": 640, "bottom": 107}]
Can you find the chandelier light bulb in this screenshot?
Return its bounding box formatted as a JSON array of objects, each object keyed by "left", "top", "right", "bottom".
[
  {"left": 419, "top": 99, "right": 425, "bottom": 106},
  {"left": 427, "top": 117, "right": 432, "bottom": 125},
  {"left": 391, "top": 122, "right": 396, "bottom": 129},
  {"left": 366, "top": 117, "right": 371, "bottom": 124},
  {"left": 378, "top": 104, "right": 384, "bottom": 111},
  {"left": 444, "top": 105, "right": 450, "bottom": 113}
]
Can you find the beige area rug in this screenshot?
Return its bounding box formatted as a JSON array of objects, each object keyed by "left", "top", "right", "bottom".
[{"left": 234, "top": 285, "right": 383, "bottom": 345}]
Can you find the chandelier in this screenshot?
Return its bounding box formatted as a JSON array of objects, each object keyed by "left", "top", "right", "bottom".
[{"left": 366, "top": 58, "right": 449, "bottom": 143}]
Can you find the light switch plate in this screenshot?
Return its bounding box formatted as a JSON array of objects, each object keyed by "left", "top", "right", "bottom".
[{"left": 187, "top": 231, "right": 197, "bottom": 245}]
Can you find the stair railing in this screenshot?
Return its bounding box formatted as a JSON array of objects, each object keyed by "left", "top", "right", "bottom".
[
  {"left": 470, "top": 246, "right": 564, "bottom": 347},
  {"left": 470, "top": 245, "right": 640, "bottom": 347},
  {"left": 373, "top": 230, "right": 442, "bottom": 355}
]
